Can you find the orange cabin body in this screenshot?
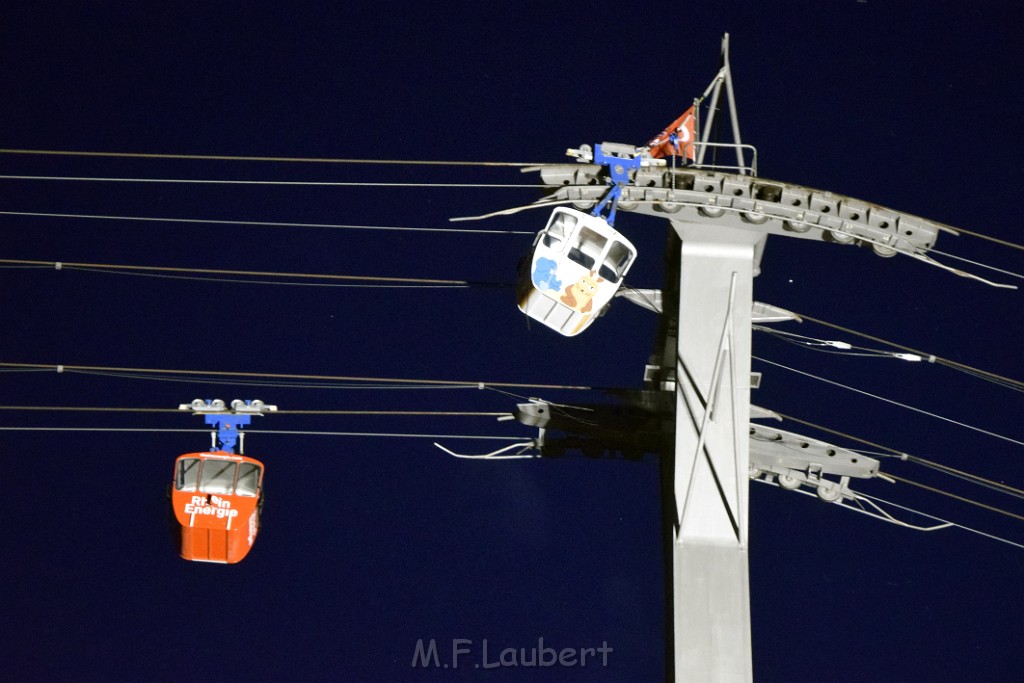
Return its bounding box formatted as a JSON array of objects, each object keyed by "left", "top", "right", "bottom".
[{"left": 171, "top": 452, "right": 264, "bottom": 564}]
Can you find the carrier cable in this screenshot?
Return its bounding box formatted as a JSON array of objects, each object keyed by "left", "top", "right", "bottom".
[
  {"left": 0, "top": 426, "right": 525, "bottom": 440},
  {"left": 0, "top": 257, "right": 475, "bottom": 287},
  {"left": 790, "top": 311, "right": 1024, "bottom": 392},
  {"left": 755, "top": 356, "right": 1024, "bottom": 448},
  {"left": 0, "top": 405, "right": 511, "bottom": 418},
  {"left": 2, "top": 148, "right": 1019, "bottom": 248},
  {"left": 0, "top": 174, "right": 544, "bottom": 189},
  {"left": 885, "top": 473, "right": 1024, "bottom": 522},
  {"left": 0, "top": 210, "right": 534, "bottom": 236},
  {"left": 0, "top": 147, "right": 546, "bottom": 167},
  {"left": 0, "top": 361, "right": 593, "bottom": 391}
]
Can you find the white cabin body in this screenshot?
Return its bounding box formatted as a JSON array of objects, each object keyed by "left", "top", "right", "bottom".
[{"left": 517, "top": 207, "right": 637, "bottom": 336}]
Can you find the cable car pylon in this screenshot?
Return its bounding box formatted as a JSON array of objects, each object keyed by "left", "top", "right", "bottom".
[
  {"left": 169, "top": 399, "right": 276, "bottom": 564},
  {"left": 451, "top": 31, "right": 1019, "bottom": 683}
]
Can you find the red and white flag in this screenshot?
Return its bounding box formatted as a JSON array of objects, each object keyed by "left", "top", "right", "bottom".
[{"left": 647, "top": 106, "right": 696, "bottom": 161}]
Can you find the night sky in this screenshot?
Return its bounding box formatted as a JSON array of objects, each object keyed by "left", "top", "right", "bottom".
[{"left": 1, "top": 3, "right": 1021, "bottom": 682}]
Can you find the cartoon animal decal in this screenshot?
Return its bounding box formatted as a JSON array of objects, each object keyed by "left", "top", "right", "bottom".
[
  {"left": 560, "top": 272, "right": 603, "bottom": 313},
  {"left": 532, "top": 257, "right": 562, "bottom": 292}
]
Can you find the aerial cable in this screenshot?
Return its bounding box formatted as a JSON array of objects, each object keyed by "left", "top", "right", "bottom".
[
  {"left": 755, "top": 325, "right": 1023, "bottom": 395},
  {"left": 257, "top": 430, "right": 525, "bottom": 440},
  {"left": 753, "top": 325, "right": 935, "bottom": 361},
  {"left": 0, "top": 426, "right": 527, "bottom": 441},
  {"left": 939, "top": 225, "right": 1024, "bottom": 252},
  {"left": 885, "top": 473, "right": 1024, "bottom": 523},
  {"left": 7, "top": 398, "right": 1016, "bottom": 500},
  {"left": 877, "top": 453, "right": 1024, "bottom": 501},
  {"left": 19, "top": 367, "right": 527, "bottom": 391},
  {"left": 788, "top": 311, "right": 1024, "bottom": 392},
  {"left": 0, "top": 405, "right": 513, "bottom": 418},
  {"left": 0, "top": 361, "right": 594, "bottom": 391},
  {"left": 756, "top": 478, "right": 1023, "bottom": 549},
  {"left": 755, "top": 356, "right": 1024, "bottom": 447},
  {"left": 929, "top": 248, "right": 1024, "bottom": 280},
  {"left": 851, "top": 490, "right": 1024, "bottom": 550},
  {"left": 0, "top": 147, "right": 548, "bottom": 167},
  {"left": 48, "top": 267, "right": 479, "bottom": 289},
  {"left": 280, "top": 410, "right": 511, "bottom": 417},
  {"left": 0, "top": 257, "right": 504, "bottom": 288},
  {"left": 0, "top": 174, "right": 546, "bottom": 189},
  {"left": 53, "top": 368, "right": 497, "bottom": 391},
  {"left": 850, "top": 448, "right": 1024, "bottom": 501},
  {"left": 0, "top": 211, "right": 535, "bottom": 236},
  {"left": 5, "top": 149, "right": 1017, "bottom": 249}
]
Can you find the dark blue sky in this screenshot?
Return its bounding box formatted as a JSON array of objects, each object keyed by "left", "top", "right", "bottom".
[{"left": 1, "top": 3, "right": 1021, "bottom": 681}]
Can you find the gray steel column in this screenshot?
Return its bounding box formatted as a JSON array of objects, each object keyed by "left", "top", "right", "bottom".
[{"left": 670, "top": 222, "right": 757, "bottom": 682}]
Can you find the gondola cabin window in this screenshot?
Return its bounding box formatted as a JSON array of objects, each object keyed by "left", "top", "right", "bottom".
[
  {"left": 175, "top": 456, "right": 261, "bottom": 496},
  {"left": 518, "top": 207, "right": 637, "bottom": 336}
]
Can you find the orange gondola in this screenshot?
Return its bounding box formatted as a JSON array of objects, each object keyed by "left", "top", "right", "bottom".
[{"left": 170, "top": 451, "right": 264, "bottom": 564}]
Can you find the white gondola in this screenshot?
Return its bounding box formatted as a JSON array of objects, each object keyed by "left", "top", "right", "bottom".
[{"left": 518, "top": 207, "right": 637, "bottom": 336}]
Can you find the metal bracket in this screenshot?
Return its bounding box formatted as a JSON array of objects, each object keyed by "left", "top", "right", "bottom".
[
  {"left": 748, "top": 422, "right": 885, "bottom": 502},
  {"left": 590, "top": 143, "right": 643, "bottom": 226}
]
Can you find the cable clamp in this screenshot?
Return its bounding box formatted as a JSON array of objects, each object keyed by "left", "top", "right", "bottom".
[
  {"left": 54, "top": 262, "right": 63, "bottom": 270},
  {"left": 56, "top": 365, "right": 64, "bottom": 373}
]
